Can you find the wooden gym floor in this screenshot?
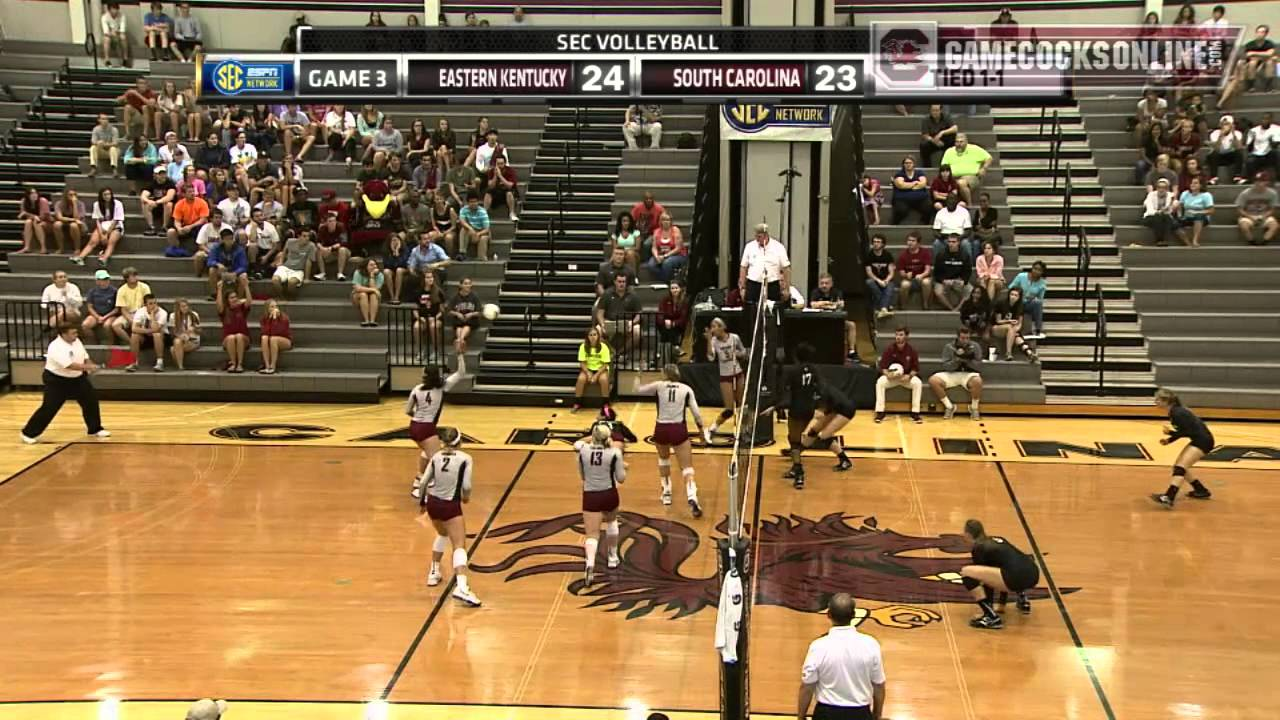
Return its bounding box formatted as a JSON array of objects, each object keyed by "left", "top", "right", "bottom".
[{"left": 0, "top": 393, "right": 1278, "bottom": 720}]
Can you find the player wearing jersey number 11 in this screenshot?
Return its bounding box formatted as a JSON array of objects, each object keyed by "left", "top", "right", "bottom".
[{"left": 636, "top": 364, "right": 709, "bottom": 517}]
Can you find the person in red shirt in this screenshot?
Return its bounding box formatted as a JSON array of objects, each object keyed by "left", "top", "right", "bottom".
[
  {"left": 1167, "top": 118, "right": 1202, "bottom": 173},
  {"left": 258, "top": 299, "right": 292, "bottom": 374},
  {"left": 630, "top": 191, "right": 665, "bottom": 239},
  {"left": 314, "top": 212, "right": 353, "bottom": 281},
  {"left": 117, "top": 77, "right": 157, "bottom": 140},
  {"left": 484, "top": 156, "right": 520, "bottom": 222},
  {"left": 896, "top": 231, "right": 934, "bottom": 309},
  {"left": 930, "top": 165, "right": 960, "bottom": 212},
  {"left": 318, "top": 188, "right": 351, "bottom": 228},
  {"left": 657, "top": 279, "right": 690, "bottom": 363},
  {"left": 216, "top": 281, "right": 250, "bottom": 373},
  {"left": 875, "top": 326, "right": 923, "bottom": 423}
]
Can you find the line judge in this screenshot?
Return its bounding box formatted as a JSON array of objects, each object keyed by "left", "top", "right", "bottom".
[
  {"left": 739, "top": 222, "right": 791, "bottom": 305},
  {"left": 20, "top": 322, "right": 111, "bottom": 444},
  {"left": 797, "top": 593, "right": 886, "bottom": 720}
]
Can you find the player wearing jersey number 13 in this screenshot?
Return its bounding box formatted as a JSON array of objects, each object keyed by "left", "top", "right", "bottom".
[
  {"left": 636, "top": 364, "right": 710, "bottom": 517},
  {"left": 575, "top": 423, "right": 627, "bottom": 585},
  {"left": 419, "top": 427, "right": 481, "bottom": 607}
]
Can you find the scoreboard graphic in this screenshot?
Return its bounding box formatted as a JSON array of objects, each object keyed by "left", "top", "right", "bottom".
[{"left": 197, "top": 24, "right": 1243, "bottom": 104}]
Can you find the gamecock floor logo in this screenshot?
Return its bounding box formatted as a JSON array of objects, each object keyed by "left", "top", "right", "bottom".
[{"left": 472, "top": 511, "right": 1074, "bottom": 629}]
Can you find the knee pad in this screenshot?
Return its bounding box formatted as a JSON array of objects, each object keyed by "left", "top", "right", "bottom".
[
  {"left": 720, "top": 409, "right": 734, "bottom": 419},
  {"left": 681, "top": 466, "right": 695, "bottom": 479},
  {"left": 805, "top": 429, "right": 820, "bottom": 439},
  {"left": 811, "top": 437, "right": 834, "bottom": 450},
  {"left": 961, "top": 576, "right": 981, "bottom": 590},
  {"left": 452, "top": 547, "right": 468, "bottom": 569},
  {"left": 1173, "top": 465, "right": 1187, "bottom": 477},
  {"left": 432, "top": 536, "right": 449, "bottom": 553},
  {"left": 657, "top": 457, "right": 671, "bottom": 469}
]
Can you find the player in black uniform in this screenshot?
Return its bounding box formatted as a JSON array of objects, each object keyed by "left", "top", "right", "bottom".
[
  {"left": 807, "top": 376, "right": 856, "bottom": 473},
  {"left": 758, "top": 343, "right": 822, "bottom": 489},
  {"left": 960, "top": 518, "right": 1040, "bottom": 630},
  {"left": 1150, "top": 387, "right": 1215, "bottom": 509}
]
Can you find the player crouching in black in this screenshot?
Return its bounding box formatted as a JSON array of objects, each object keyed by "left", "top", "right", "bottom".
[
  {"left": 807, "top": 380, "right": 856, "bottom": 474},
  {"left": 959, "top": 519, "right": 1040, "bottom": 630},
  {"left": 1150, "top": 387, "right": 1214, "bottom": 509}
]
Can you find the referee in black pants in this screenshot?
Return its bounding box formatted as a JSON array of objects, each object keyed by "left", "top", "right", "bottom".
[
  {"left": 20, "top": 323, "right": 110, "bottom": 444},
  {"left": 798, "top": 593, "right": 886, "bottom": 720}
]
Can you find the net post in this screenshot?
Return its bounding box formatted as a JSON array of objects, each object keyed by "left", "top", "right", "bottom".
[{"left": 717, "top": 536, "right": 751, "bottom": 720}]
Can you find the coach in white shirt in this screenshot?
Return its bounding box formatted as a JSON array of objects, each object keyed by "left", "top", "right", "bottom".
[
  {"left": 739, "top": 223, "right": 791, "bottom": 305},
  {"left": 20, "top": 323, "right": 110, "bottom": 444},
  {"left": 798, "top": 593, "right": 886, "bottom": 720}
]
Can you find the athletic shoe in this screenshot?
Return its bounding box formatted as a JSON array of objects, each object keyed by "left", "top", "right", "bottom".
[
  {"left": 426, "top": 567, "right": 442, "bottom": 586},
  {"left": 1188, "top": 487, "right": 1212, "bottom": 499},
  {"left": 702, "top": 428, "right": 713, "bottom": 445},
  {"left": 313, "top": 273, "right": 326, "bottom": 281},
  {"left": 584, "top": 566, "right": 595, "bottom": 586},
  {"left": 970, "top": 614, "right": 1004, "bottom": 630},
  {"left": 911, "top": 413, "right": 923, "bottom": 424},
  {"left": 153, "top": 360, "right": 164, "bottom": 372},
  {"left": 708, "top": 422, "right": 720, "bottom": 435},
  {"left": 125, "top": 363, "right": 138, "bottom": 373},
  {"left": 660, "top": 488, "right": 672, "bottom": 506},
  {"left": 91, "top": 429, "right": 112, "bottom": 438},
  {"left": 1016, "top": 592, "right": 1032, "bottom": 614},
  {"left": 689, "top": 498, "right": 703, "bottom": 518},
  {"left": 510, "top": 213, "right": 519, "bottom": 223},
  {"left": 337, "top": 273, "right": 347, "bottom": 282},
  {"left": 20, "top": 433, "right": 38, "bottom": 444},
  {"left": 410, "top": 477, "right": 423, "bottom": 499},
  {"left": 793, "top": 472, "right": 805, "bottom": 490},
  {"left": 1150, "top": 493, "right": 1175, "bottom": 509},
  {"left": 943, "top": 405, "right": 956, "bottom": 420},
  {"left": 452, "top": 585, "right": 482, "bottom": 607},
  {"left": 833, "top": 458, "right": 853, "bottom": 472},
  {"left": 969, "top": 406, "right": 981, "bottom": 421},
  {"left": 607, "top": 553, "right": 620, "bottom": 569},
  {"left": 874, "top": 412, "right": 885, "bottom": 423}
]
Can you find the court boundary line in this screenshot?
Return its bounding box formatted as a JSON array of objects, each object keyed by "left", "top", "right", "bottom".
[
  {"left": 379, "top": 449, "right": 535, "bottom": 699},
  {"left": 995, "top": 461, "right": 1117, "bottom": 720},
  {"left": 0, "top": 443, "right": 70, "bottom": 489}
]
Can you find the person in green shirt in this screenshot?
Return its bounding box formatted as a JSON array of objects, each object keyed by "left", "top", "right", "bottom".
[
  {"left": 351, "top": 257, "right": 386, "bottom": 327},
  {"left": 574, "top": 325, "right": 612, "bottom": 413},
  {"left": 940, "top": 133, "right": 993, "bottom": 205}
]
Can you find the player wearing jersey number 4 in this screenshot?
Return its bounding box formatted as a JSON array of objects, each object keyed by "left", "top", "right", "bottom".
[
  {"left": 637, "top": 364, "right": 710, "bottom": 516},
  {"left": 575, "top": 423, "right": 627, "bottom": 585},
  {"left": 418, "top": 427, "right": 481, "bottom": 607},
  {"left": 1150, "top": 387, "right": 1215, "bottom": 509},
  {"left": 407, "top": 358, "right": 466, "bottom": 499}
]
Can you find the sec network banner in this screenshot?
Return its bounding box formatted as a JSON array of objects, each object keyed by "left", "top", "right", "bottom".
[{"left": 720, "top": 103, "right": 832, "bottom": 142}]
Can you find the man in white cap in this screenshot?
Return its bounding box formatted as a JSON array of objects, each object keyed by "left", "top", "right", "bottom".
[{"left": 186, "top": 698, "right": 227, "bottom": 720}]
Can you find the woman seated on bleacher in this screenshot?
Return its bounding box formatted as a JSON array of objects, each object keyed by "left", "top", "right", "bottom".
[
  {"left": 122, "top": 136, "right": 159, "bottom": 194},
  {"left": 891, "top": 156, "right": 931, "bottom": 225},
  {"left": 1134, "top": 124, "right": 1170, "bottom": 185},
  {"left": 1177, "top": 176, "right": 1215, "bottom": 247}
]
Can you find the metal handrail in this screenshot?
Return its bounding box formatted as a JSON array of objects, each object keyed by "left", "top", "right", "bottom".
[
  {"left": 84, "top": 31, "right": 100, "bottom": 80},
  {"left": 33, "top": 94, "right": 50, "bottom": 149},
  {"left": 534, "top": 260, "right": 547, "bottom": 322},
  {"left": 1074, "top": 226, "right": 1092, "bottom": 318},
  {"left": 3, "top": 300, "right": 63, "bottom": 360},
  {"left": 524, "top": 304, "right": 536, "bottom": 369},
  {"left": 1061, "top": 166, "right": 1073, "bottom": 248},
  {"left": 1092, "top": 283, "right": 1107, "bottom": 395},
  {"left": 1048, "top": 110, "right": 1064, "bottom": 190},
  {"left": 545, "top": 218, "right": 558, "bottom": 277},
  {"left": 59, "top": 58, "right": 75, "bottom": 111},
  {"left": 386, "top": 304, "right": 445, "bottom": 370},
  {"left": 3, "top": 130, "right": 24, "bottom": 184}
]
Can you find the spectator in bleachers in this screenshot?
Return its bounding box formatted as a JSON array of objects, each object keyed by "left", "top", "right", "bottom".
[
  {"left": 647, "top": 212, "right": 687, "bottom": 282},
  {"left": 958, "top": 285, "right": 992, "bottom": 348},
  {"left": 932, "top": 234, "right": 970, "bottom": 311},
  {"left": 1244, "top": 112, "right": 1280, "bottom": 179},
  {"left": 171, "top": 3, "right": 202, "bottom": 62},
  {"left": 485, "top": 155, "right": 520, "bottom": 221},
  {"left": 874, "top": 327, "right": 923, "bottom": 423},
  {"left": 193, "top": 207, "right": 228, "bottom": 275},
  {"left": 573, "top": 326, "right": 612, "bottom": 413},
  {"left": 166, "top": 148, "right": 191, "bottom": 184},
  {"left": 286, "top": 187, "right": 317, "bottom": 233},
  {"left": 167, "top": 298, "right": 200, "bottom": 370},
  {"left": 100, "top": 3, "right": 130, "bottom": 67},
  {"left": 809, "top": 272, "right": 860, "bottom": 362},
  {"left": 54, "top": 188, "right": 87, "bottom": 256},
  {"left": 325, "top": 104, "right": 360, "bottom": 165},
  {"left": 1008, "top": 260, "right": 1047, "bottom": 339},
  {"left": 1177, "top": 176, "right": 1214, "bottom": 247},
  {"left": 413, "top": 154, "right": 441, "bottom": 194},
  {"left": 939, "top": 133, "right": 991, "bottom": 204},
  {"left": 272, "top": 229, "right": 316, "bottom": 299},
  {"left": 319, "top": 189, "right": 351, "bottom": 228},
  {"left": 258, "top": 299, "right": 292, "bottom": 374},
  {"left": 122, "top": 136, "right": 159, "bottom": 194},
  {"left": 216, "top": 282, "right": 250, "bottom": 372},
  {"left": 1176, "top": 93, "right": 1207, "bottom": 137},
  {"left": 278, "top": 105, "right": 313, "bottom": 160},
  {"left": 372, "top": 117, "right": 405, "bottom": 160},
  {"left": 41, "top": 270, "right": 83, "bottom": 327},
  {"left": 118, "top": 78, "right": 157, "bottom": 140},
  {"left": 207, "top": 227, "right": 250, "bottom": 300},
  {"left": 385, "top": 154, "right": 413, "bottom": 201},
  {"left": 1221, "top": 24, "right": 1277, "bottom": 107},
  {"left": 140, "top": 166, "right": 177, "bottom": 238},
  {"left": 974, "top": 240, "right": 1005, "bottom": 300},
  {"left": 445, "top": 152, "right": 481, "bottom": 208},
  {"left": 929, "top": 164, "right": 959, "bottom": 214},
  {"left": 281, "top": 11, "right": 308, "bottom": 53},
  {"left": 244, "top": 207, "right": 281, "bottom": 276},
  {"left": 383, "top": 233, "right": 411, "bottom": 304},
  {"left": 470, "top": 117, "right": 497, "bottom": 150},
  {"left": 245, "top": 154, "right": 278, "bottom": 206},
  {"left": 72, "top": 188, "right": 126, "bottom": 268},
  {"left": 465, "top": 11, "right": 479, "bottom": 26},
  {"left": 356, "top": 105, "right": 384, "bottom": 160},
  {"left": 1201, "top": 4, "right": 1228, "bottom": 29},
  {"left": 1143, "top": 177, "right": 1179, "bottom": 246},
  {"left": 177, "top": 165, "right": 205, "bottom": 199},
  {"left": 631, "top": 191, "right": 666, "bottom": 240},
  {"left": 155, "top": 81, "right": 185, "bottom": 140},
  {"left": 1167, "top": 118, "right": 1201, "bottom": 173},
  {"left": 217, "top": 184, "right": 251, "bottom": 236},
  {"left": 623, "top": 104, "right": 664, "bottom": 150},
  {"left": 918, "top": 105, "right": 958, "bottom": 168},
  {"left": 1134, "top": 88, "right": 1167, "bottom": 146},
  {"left": 932, "top": 191, "right": 972, "bottom": 258},
  {"left": 315, "top": 212, "right": 353, "bottom": 280},
  {"left": 168, "top": 182, "right": 209, "bottom": 253},
  {"left": 1207, "top": 115, "right": 1244, "bottom": 184},
  {"left": 401, "top": 189, "right": 431, "bottom": 243},
  {"left": 228, "top": 132, "right": 258, "bottom": 193},
  {"left": 657, "top": 280, "right": 689, "bottom": 362},
  {"left": 142, "top": 2, "right": 173, "bottom": 62},
  {"left": 158, "top": 132, "right": 188, "bottom": 167},
  {"left": 17, "top": 187, "right": 52, "bottom": 255},
  {"left": 596, "top": 274, "right": 642, "bottom": 362},
  {"left": 973, "top": 192, "right": 999, "bottom": 248},
  {"left": 469, "top": 130, "right": 508, "bottom": 176},
  {"left": 890, "top": 156, "right": 931, "bottom": 224},
  {"left": 928, "top": 326, "right": 984, "bottom": 420},
  {"left": 406, "top": 119, "right": 432, "bottom": 164},
  {"left": 429, "top": 191, "right": 459, "bottom": 255},
  {"left": 88, "top": 113, "right": 120, "bottom": 178},
  {"left": 258, "top": 186, "right": 287, "bottom": 228},
  {"left": 366, "top": 10, "right": 387, "bottom": 27},
  {"left": 1143, "top": 152, "right": 1178, "bottom": 194},
  {"left": 596, "top": 246, "right": 637, "bottom": 296},
  {"left": 81, "top": 270, "right": 119, "bottom": 344},
  {"left": 1236, "top": 173, "right": 1280, "bottom": 245},
  {"left": 458, "top": 192, "right": 492, "bottom": 261},
  {"left": 896, "top": 231, "right": 933, "bottom": 310},
  {"left": 1134, "top": 123, "right": 1168, "bottom": 185},
  {"left": 990, "top": 6, "right": 1018, "bottom": 36},
  {"left": 414, "top": 270, "right": 446, "bottom": 357},
  {"left": 408, "top": 229, "right": 451, "bottom": 287},
  {"left": 183, "top": 87, "right": 208, "bottom": 143},
  {"left": 448, "top": 276, "right": 483, "bottom": 359},
  {"left": 109, "top": 267, "right": 150, "bottom": 342},
  {"left": 432, "top": 117, "right": 459, "bottom": 166},
  {"left": 213, "top": 104, "right": 248, "bottom": 147},
  {"left": 512, "top": 5, "right": 530, "bottom": 25},
  {"left": 351, "top": 258, "right": 385, "bottom": 327},
  {"left": 249, "top": 105, "right": 279, "bottom": 152},
  {"left": 611, "top": 211, "right": 641, "bottom": 272},
  {"left": 858, "top": 173, "right": 883, "bottom": 226},
  {"left": 126, "top": 293, "right": 169, "bottom": 372},
  {"left": 206, "top": 167, "right": 233, "bottom": 205},
  {"left": 194, "top": 132, "right": 228, "bottom": 180},
  {"left": 863, "top": 233, "right": 896, "bottom": 319},
  {"left": 992, "top": 286, "right": 1039, "bottom": 363},
  {"left": 1178, "top": 155, "right": 1209, "bottom": 195}
]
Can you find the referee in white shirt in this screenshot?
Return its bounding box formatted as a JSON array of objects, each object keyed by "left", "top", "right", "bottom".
[
  {"left": 739, "top": 223, "right": 792, "bottom": 305},
  {"left": 20, "top": 323, "right": 110, "bottom": 444},
  {"left": 798, "top": 593, "right": 886, "bottom": 720}
]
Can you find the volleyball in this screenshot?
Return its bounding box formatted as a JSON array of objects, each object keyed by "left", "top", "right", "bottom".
[
  {"left": 482, "top": 303, "right": 500, "bottom": 321},
  {"left": 888, "top": 363, "right": 904, "bottom": 378}
]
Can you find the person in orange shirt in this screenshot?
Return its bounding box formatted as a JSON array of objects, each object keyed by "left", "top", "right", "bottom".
[{"left": 167, "top": 183, "right": 210, "bottom": 253}]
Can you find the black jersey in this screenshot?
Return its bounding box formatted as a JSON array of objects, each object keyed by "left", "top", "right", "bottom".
[
  {"left": 816, "top": 382, "right": 856, "bottom": 417},
  {"left": 776, "top": 363, "right": 821, "bottom": 417},
  {"left": 598, "top": 418, "right": 638, "bottom": 444},
  {"left": 1168, "top": 405, "right": 1214, "bottom": 448},
  {"left": 972, "top": 536, "right": 1034, "bottom": 571}
]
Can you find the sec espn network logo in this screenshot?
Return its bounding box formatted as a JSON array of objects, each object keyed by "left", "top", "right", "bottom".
[
  {"left": 206, "top": 59, "right": 291, "bottom": 96},
  {"left": 722, "top": 104, "right": 831, "bottom": 133},
  {"left": 872, "top": 22, "right": 936, "bottom": 92}
]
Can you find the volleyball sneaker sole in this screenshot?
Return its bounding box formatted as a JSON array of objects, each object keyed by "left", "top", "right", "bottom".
[{"left": 452, "top": 586, "right": 482, "bottom": 607}]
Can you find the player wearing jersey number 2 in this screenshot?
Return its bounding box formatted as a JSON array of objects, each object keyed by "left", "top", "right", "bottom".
[{"left": 419, "top": 427, "right": 481, "bottom": 607}]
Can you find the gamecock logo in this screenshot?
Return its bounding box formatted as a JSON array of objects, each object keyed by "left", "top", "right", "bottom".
[
  {"left": 472, "top": 511, "right": 1076, "bottom": 629},
  {"left": 879, "top": 28, "right": 931, "bottom": 83}
]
